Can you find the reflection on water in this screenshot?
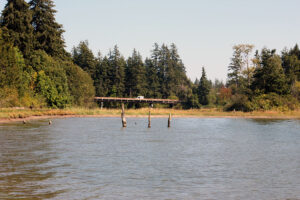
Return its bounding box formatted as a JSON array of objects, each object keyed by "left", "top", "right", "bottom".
[
  {"left": 0, "top": 122, "right": 64, "bottom": 199},
  {"left": 0, "top": 118, "right": 300, "bottom": 200},
  {"left": 250, "top": 118, "right": 292, "bottom": 125}
]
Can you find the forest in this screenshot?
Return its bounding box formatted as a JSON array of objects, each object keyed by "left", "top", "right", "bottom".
[{"left": 0, "top": 0, "right": 300, "bottom": 111}]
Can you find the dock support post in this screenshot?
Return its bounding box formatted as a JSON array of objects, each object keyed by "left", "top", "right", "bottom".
[
  {"left": 148, "top": 110, "right": 151, "bottom": 128},
  {"left": 168, "top": 113, "right": 171, "bottom": 128},
  {"left": 121, "top": 103, "right": 127, "bottom": 127},
  {"left": 101, "top": 102, "right": 103, "bottom": 110}
]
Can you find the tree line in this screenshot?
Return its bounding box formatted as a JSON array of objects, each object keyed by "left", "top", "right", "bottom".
[
  {"left": 223, "top": 44, "right": 300, "bottom": 111},
  {"left": 0, "top": 0, "right": 299, "bottom": 110},
  {"left": 1, "top": 0, "right": 94, "bottom": 108}
]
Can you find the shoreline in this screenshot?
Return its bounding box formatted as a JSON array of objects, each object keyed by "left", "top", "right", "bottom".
[{"left": 1, "top": 113, "right": 300, "bottom": 124}]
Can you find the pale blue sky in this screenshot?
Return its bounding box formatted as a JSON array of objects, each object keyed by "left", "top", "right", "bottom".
[{"left": 1, "top": 0, "right": 300, "bottom": 81}]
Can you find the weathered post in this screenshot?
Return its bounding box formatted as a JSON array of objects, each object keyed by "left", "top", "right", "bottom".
[
  {"left": 148, "top": 110, "right": 151, "bottom": 128},
  {"left": 101, "top": 102, "right": 104, "bottom": 110},
  {"left": 121, "top": 103, "right": 127, "bottom": 127},
  {"left": 168, "top": 113, "right": 171, "bottom": 128}
]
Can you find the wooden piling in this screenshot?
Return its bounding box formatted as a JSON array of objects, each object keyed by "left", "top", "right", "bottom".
[
  {"left": 101, "top": 102, "right": 104, "bottom": 110},
  {"left": 168, "top": 113, "right": 171, "bottom": 128},
  {"left": 148, "top": 111, "right": 151, "bottom": 128},
  {"left": 121, "top": 103, "right": 127, "bottom": 127}
]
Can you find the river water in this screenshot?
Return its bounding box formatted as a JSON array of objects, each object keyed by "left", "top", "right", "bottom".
[{"left": 0, "top": 117, "right": 300, "bottom": 200}]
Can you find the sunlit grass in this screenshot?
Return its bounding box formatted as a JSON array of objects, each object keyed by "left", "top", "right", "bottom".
[{"left": 1, "top": 107, "right": 300, "bottom": 120}]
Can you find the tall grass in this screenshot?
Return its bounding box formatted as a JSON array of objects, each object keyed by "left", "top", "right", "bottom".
[{"left": 1, "top": 107, "right": 300, "bottom": 120}]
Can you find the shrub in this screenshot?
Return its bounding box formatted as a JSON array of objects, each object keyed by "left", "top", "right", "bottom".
[
  {"left": 225, "top": 94, "right": 253, "bottom": 112},
  {"left": 251, "top": 93, "right": 299, "bottom": 111}
]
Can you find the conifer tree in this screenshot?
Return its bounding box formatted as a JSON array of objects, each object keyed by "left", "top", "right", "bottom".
[
  {"left": 282, "top": 44, "right": 300, "bottom": 84},
  {"left": 94, "top": 56, "right": 111, "bottom": 97},
  {"left": 158, "top": 44, "right": 170, "bottom": 98},
  {"left": 169, "top": 43, "right": 190, "bottom": 99},
  {"left": 227, "top": 45, "right": 243, "bottom": 88},
  {"left": 251, "top": 49, "right": 289, "bottom": 95},
  {"left": 1, "top": 0, "right": 33, "bottom": 57},
  {"left": 108, "top": 45, "right": 126, "bottom": 97},
  {"left": 145, "top": 58, "right": 161, "bottom": 98},
  {"left": 72, "top": 41, "right": 97, "bottom": 77},
  {"left": 125, "top": 49, "right": 147, "bottom": 97},
  {"left": 29, "top": 0, "right": 66, "bottom": 58},
  {"left": 198, "top": 67, "right": 211, "bottom": 105},
  {"left": 146, "top": 43, "right": 162, "bottom": 98}
]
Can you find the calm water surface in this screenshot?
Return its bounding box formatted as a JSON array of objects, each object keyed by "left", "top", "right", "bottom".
[{"left": 0, "top": 118, "right": 300, "bottom": 200}]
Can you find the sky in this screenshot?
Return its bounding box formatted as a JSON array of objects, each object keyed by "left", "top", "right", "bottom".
[{"left": 1, "top": 0, "right": 300, "bottom": 82}]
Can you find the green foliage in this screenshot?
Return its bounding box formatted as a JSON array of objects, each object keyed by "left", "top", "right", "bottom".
[
  {"left": 227, "top": 44, "right": 255, "bottom": 93},
  {"left": 225, "top": 94, "right": 253, "bottom": 112},
  {"left": 198, "top": 67, "right": 210, "bottom": 105},
  {"left": 185, "top": 93, "right": 199, "bottom": 109},
  {"left": 145, "top": 58, "right": 161, "bottom": 98},
  {"left": 30, "top": 51, "right": 71, "bottom": 108},
  {"left": 125, "top": 49, "right": 147, "bottom": 97},
  {"left": 291, "top": 81, "right": 300, "bottom": 101},
  {"left": 108, "top": 46, "right": 126, "bottom": 97},
  {"left": 29, "top": 0, "right": 67, "bottom": 58},
  {"left": 282, "top": 45, "right": 300, "bottom": 85},
  {"left": 251, "top": 93, "right": 298, "bottom": 111},
  {"left": 251, "top": 49, "right": 289, "bottom": 95},
  {"left": 0, "top": 87, "right": 19, "bottom": 107},
  {"left": 146, "top": 43, "right": 191, "bottom": 100},
  {"left": 1, "top": 0, "right": 299, "bottom": 111},
  {"left": 94, "top": 56, "right": 111, "bottom": 97},
  {"left": 1, "top": 0, "right": 33, "bottom": 57},
  {"left": 64, "top": 62, "right": 95, "bottom": 107},
  {"left": 227, "top": 45, "right": 243, "bottom": 87},
  {"left": 72, "top": 41, "right": 97, "bottom": 76},
  {"left": 0, "top": 29, "right": 32, "bottom": 107}
]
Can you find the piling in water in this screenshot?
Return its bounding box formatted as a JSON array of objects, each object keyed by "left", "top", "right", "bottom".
[
  {"left": 148, "top": 111, "right": 151, "bottom": 128},
  {"left": 168, "top": 113, "right": 171, "bottom": 128},
  {"left": 121, "top": 103, "right": 127, "bottom": 127}
]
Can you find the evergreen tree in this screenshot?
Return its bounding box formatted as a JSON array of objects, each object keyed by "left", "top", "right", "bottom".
[
  {"left": 198, "top": 67, "right": 210, "bottom": 105},
  {"left": 157, "top": 44, "right": 170, "bottom": 98},
  {"left": 147, "top": 43, "right": 162, "bottom": 98},
  {"left": 282, "top": 44, "right": 300, "bottom": 84},
  {"left": 72, "top": 41, "right": 97, "bottom": 77},
  {"left": 125, "top": 49, "right": 147, "bottom": 97},
  {"left": 0, "top": 29, "right": 26, "bottom": 94},
  {"left": 1, "top": 0, "right": 33, "bottom": 57},
  {"left": 145, "top": 58, "right": 161, "bottom": 98},
  {"left": 94, "top": 56, "right": 111, "bottom": 97},
  {"left": 194, "top": 78, "right": 200, "bottom": 86},
  {"left": 251, "top": 48, "right": 289, "bottom": 95},
  {"left": 227, "top": 45, "right": 243, "bottom": 88},
  {"left": 29, "top": 0, "right": 67, "bottom": 58},
  {"left": 108, "top": 45, "right": 126, "bottom": 97},
  {"left": 148, "top": 43, "right": 191, "bottom": 99},
  {"left": 169, "top": 43, "right": 190, "bottom": 99}
]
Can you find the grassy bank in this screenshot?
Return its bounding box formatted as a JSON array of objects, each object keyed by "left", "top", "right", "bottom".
[{"left": 1, "top": 107, "right": 300, "bottom": 121}]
